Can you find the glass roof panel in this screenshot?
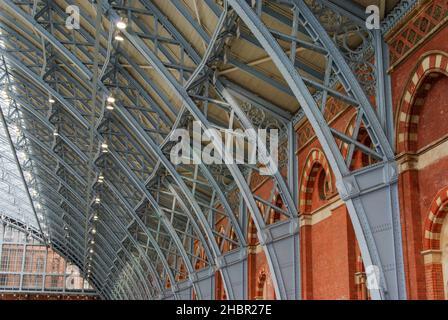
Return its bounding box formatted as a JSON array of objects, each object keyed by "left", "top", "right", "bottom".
[{"left": 0, "top": 91, "right": 39, "bottom": 228}]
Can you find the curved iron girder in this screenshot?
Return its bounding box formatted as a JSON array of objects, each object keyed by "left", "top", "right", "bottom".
[
  {"left": 3, "top": 89, "right": 152, "bottom": 298},
  {"left": 27, "top": 183, "right": 152, "bottom": 299},
  {"left": 103, "top": 170, "right": 189, "bottom": 298},
  {"left": 2, "top": 105, "right": 158, "bottom": 299},
  {"left": 114, "top": 63, "right": 246, "bottom": 247},
  {"left": 0, "top": 24, "right": 224, "bottom": 298},
  {"left": 42, "top": 207, "right": 122, "bottom": 290},
  {"left": 0, "top": 52, "right": 197, "bottom": 297},
  {"left": 101, "top": 192, "right": 170, "bottom": 294},
  {"left": 21, "top": 133, "right": 163, "bottom": 298},
  {"left": 101, "top": 63, "right": 238, "bottom": 298},
  {"left": 23, "top": 92, "right": 200, "bottom": 298},
  {"left": 108, "top": 65, "right": 243, "bottom": 256},
  {"left": 10, "top": 86, "right": 178, "bottom": 299},
  {"left": 49, "top": 216, "right": 140, "bottom": 299},
  {"left": 66, "top": 0, "right": 245, "bottom": 270},
  {"left": 2, "top": 5, "right": 247, "bottom": 299},
  {"left": 97, "top": 205, "right": 159, "bottom": 299},
  {"left": 58, "top": 216, "right": 147, "bottom": 300},
  {"left": 0, "top": 215, "right": 44, "bottom": 241},
  {"left": 110, "top": 81, "right": 243, "bottom": 299},
  {"left": 7, "top": 81, "right": 179, "bottom": 296},
  {"left": 75, "top": 0, "right": 246, "bottom": 253},
  {"left": 228, "top": 0, "right": 406, "bottom": 300},
  {"left": 94, "top": 233, "right": 146, "bottom": 299},
  {"left": 154, "top": 0, "right": 298, "bottom": 216},
  {"left": 106, "top": 3, "right": 299, "bottom": 299},
  {"left": 107, "top": 150, "right": 214, "bottom": 299},
  {"left": 100, "top": 201, "right": 163, "bottom": 298}
]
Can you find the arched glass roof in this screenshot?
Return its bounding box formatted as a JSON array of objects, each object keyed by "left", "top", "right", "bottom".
[{"left": 0, "top": 93, "right": 39, "bottom": 228}]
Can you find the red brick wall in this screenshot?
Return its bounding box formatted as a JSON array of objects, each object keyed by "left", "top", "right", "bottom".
[
  {"left": 308, "top": 204, "right": 357, "bottom": 299},
  {"left": 390, "top": 9, "right": 448, "bottom": 299},
  {"left": 211, "top": 3, "right": 448, "bottom": 301}
]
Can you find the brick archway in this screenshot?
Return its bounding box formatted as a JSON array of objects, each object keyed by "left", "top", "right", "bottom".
[
  {"left": 424, "top": 187, "right": 448, "bottom": 251},
  {"left": 396, "top": 52, "right": 448, "bottom": 153},
  {"left": 422, "top": 186, "right": 448, "bottom": 299},
  {"left": 299, "top": 148, "right": 333, "bottom": 213}
]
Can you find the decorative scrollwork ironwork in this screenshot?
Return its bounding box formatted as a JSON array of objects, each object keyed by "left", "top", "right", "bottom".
[{"left": 305, "top": 0, "right": 377, "bottom": 97}]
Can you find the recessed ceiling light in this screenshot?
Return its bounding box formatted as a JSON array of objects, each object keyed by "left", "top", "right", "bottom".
[
  {"left": 116, "top": 20, "right": 127, "bottom": 30},
  {"left": 48, "top": 98, "right": 55, "bottom": 103},
  {"left": 107, "top": 96, "right": 115, "bottom": 103},
  {"left": 106, "top": 104, "right": 114, "bottom": 111},
  {"left": 115, "top": 34, "right": 124, "bottom": 41}
]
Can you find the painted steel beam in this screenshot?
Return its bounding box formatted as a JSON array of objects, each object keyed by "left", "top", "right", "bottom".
[
  {"left": 8, "top": 87, "right": 173, "bottom": 298},
  {"left": 116, "top": 0, "right": 299, "bottom": 299},
  {"left": 2, "top": 1, "right": 248, "bottom": 298},
  {"left": 0, "top": 52, "right": 190, "bottom": 296},
  {"left": 0, "top": 216, "right": 100, "bottom": 296},
  {"left": 3, "top": 85, "right": 160, "bottom": 299},
  {"left": 2, "top": 0, "right": 91, "bottom": 79},
  {"left": 22, "top": 175, "right": 152, "bottom": 298},
  {"left": 228, "top": 0, "right": 406, "bottom": 300}
]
